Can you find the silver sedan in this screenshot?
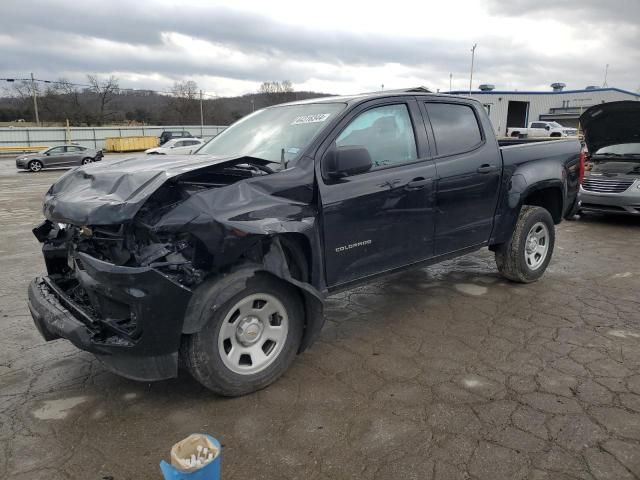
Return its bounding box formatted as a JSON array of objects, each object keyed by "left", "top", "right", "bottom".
[{"left": 15, "top": 145, "right": 103, "bottom": 172}]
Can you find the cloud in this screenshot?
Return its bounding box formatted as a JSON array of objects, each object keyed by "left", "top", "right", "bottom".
[
  {"left": 486, "top": 0, "right": 640, "bottom": 26},
  {"left": 0, "top": 0, "right": 638, "bottom": 96}
]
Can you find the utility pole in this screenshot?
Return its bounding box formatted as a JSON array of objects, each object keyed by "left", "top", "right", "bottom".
[
  {"left": 449, "top": 73, "right": 453, "bottom": 93},
  {"left": 602, "top": 64, "right": 609, "bottom": 87},
  {"left": 469, "top": 44, "right": 477, "bottom": 97},
  {"left": 30, "top": 73, "right": 40, "bottom": 126},
  {"left": 199, "top": 90, "right": 204, "bottom": 137}
]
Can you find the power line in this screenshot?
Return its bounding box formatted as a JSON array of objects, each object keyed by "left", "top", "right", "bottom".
[{"left": 1, "top": 76, "right": 219, "bottom": 98}]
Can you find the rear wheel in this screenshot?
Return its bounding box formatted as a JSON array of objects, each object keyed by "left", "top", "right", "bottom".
[
  {"left": 182, "top": 274, "right": 304, "bottom": 396},
  {"left": 28, "top": 160, "right": 43, "bottom": 172},
  {"left": 495, "top": 206, "right": 555, "bottom": 283}
]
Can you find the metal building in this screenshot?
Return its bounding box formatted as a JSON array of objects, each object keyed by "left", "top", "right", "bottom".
[{"left": 449, "top": 84, "right": 640, "bottom": 136}]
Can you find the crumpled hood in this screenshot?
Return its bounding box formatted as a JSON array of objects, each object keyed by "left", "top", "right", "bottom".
[
  {"left": 43, "top": 153, "right": 257, "bottom": 225},
  {"left": 580, "top": 101, "right": 640, "bottom": 153}
]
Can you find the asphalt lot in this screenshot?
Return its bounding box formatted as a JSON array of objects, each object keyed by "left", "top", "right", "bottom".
[{"left": 1, "top": 155, "right": 640, "bottom": 480}]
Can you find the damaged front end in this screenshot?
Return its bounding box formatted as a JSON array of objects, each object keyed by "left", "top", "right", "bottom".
[{"left": 28, "top": 154, "right": 325, "bottom": 381}]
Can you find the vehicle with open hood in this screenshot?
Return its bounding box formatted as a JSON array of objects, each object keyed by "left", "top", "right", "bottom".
[
  {"left": 578, "top": 101, "right": 640, "bottom": 216},
  {"left": 27, "top": 92, "right": 581, "bottom": 396}
]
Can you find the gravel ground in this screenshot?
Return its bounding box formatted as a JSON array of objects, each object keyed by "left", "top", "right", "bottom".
[{"left": 1, "top": 156, "right": 640, "bottom": 480}]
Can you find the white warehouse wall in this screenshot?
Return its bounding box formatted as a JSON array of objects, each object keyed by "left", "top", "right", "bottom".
[{"left": 449, "top": 87, "right": 640, "bottom": 136}]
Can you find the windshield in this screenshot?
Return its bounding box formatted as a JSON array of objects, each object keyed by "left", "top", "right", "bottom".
[
  {"left": 594, "top": 143, "right": 640, "bottom": 156},
  {"left": 196, "top": 103, "right": 346, "bottom": 163},
  {"left": 548, "top": 122, "right": 564, "bottom": 128}
]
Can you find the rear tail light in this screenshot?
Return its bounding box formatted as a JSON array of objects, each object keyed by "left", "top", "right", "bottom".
[{"left": 578, "top": 148, "right": 586, "bottom": 184}]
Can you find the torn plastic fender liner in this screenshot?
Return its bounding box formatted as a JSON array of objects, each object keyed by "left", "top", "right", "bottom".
[{"left": 182, "top": 238, "right": 325, "bottom": 353}]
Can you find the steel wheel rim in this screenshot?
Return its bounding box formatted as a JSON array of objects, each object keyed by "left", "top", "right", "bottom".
[
  {"left": 217, "top": 293, "right": 289, "bottom": 375},
  {"left": 30, "top": 161, "right": 42, "bottom": 172},
  {"left": 524, "top": 221, "right": 549, "bottom": 270}
]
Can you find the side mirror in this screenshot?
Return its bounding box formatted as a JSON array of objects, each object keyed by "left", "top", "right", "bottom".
[
  {"left": 545, "top": 125, "right": 551, "bottom": 131},
  {"left": 323, "top": 145, "right": 373, "bottom": 178},
  {"left": 44, "top": 152, "right": 50, "bottom": 156}
]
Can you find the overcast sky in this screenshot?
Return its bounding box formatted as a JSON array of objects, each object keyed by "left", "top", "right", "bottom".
[{"left": 1, "top": 0, "right": 639, "bottom": 97}]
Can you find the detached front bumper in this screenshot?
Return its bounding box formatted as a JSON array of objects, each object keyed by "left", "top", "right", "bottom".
[{"left": 28, "top": 252, "right": 192, "bottom": 381}]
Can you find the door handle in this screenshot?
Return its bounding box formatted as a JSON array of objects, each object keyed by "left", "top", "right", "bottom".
[
  {"left": 477, "top": 164, "right": 498, "bottom": 174},
  {"left": 406, "top": 177, "right": 432, "bottom": 189}
]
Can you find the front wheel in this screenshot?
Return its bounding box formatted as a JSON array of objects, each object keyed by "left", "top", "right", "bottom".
[
  {"left": 495, "top": 206, "right": 555, "bottom": 283},
  {"left": 182, "top": 274, "right": 304, "bottom": 396},
  {"left": 81, "top": 157, "right": 92, "bottom": 165},
  {"left": 28, "top": 160, "right": 43, "bottom": 172}
]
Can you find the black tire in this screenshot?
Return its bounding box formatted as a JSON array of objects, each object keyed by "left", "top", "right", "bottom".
[
  {"left": 550, "top": 132, "right": 562, "bottom": 138},
  {"left": 510, "top": 131, "right": 520, "bottom": 137},
  {"left": 81, "top": 157, "right": 92, "bottom": 165},
  {"left": 182, "top": 274, "right": 304, "bottom": 396},
  {"left": 495, "top": 205, "right": 555, "bottom": 283},
  {"left": 28, "top": 160, "right": 43, "bottom": 172}
]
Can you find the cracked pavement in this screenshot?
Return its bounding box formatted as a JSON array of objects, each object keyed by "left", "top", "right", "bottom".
[{"left": 1, "top": 158, "right": 639, "bottom": 479}]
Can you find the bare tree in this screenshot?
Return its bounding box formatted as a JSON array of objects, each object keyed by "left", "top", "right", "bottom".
[
  {"left": 7, "top": 80, "right": 39, "bottom": 122},
  {"left": 258, "top": 80, "right": 294, "bottom": 95},
  {"left": 87, "top": 75, "right": 119, "bottom": 125},
  {"left": 169, "top": 80, "right": 199, "bottom": 123},
  {"left": 258, "top": 80, "right": 295, "bottom": 106},
  {"left": 40, "top": 79, "right": 87, "bottom": 125}
]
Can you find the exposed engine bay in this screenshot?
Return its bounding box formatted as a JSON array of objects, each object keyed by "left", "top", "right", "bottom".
[{"left": 37, "top": 160, "right": 277, "bottom": 290}]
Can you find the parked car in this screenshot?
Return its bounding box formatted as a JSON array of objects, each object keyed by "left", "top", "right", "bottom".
[
  {"left": 145, "top": 138, "right": 205, "bottom": 155},
  {"left": 578, "top": 101, "right": 640, "bottom": 216},
  {"left": 15, "top": 145, "right": 103, "bottom": 172},
  {"left": 28, "top": 92, "right": 581, "bottom": 396},
  {"left": 159, "top": 130, "right": 195, "bottom": 145},
  {"left": 507, "top": 121, "right": 578, "bottom": 138}
]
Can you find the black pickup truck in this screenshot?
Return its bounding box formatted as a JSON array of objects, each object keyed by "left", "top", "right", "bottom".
[{"left": 28, "top": 92, "right": 582, "bottom": 396}]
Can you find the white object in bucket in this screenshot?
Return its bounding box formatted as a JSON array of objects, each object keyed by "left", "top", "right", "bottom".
[{"left": 170, "top": 434, "right": 219, "bottom": 472}]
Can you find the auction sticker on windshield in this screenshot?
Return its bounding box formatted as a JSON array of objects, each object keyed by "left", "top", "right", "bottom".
[{"left": 291, "top": 113, "right": 331, "bottom": 125}]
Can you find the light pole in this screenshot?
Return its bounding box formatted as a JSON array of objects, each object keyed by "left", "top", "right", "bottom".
[
  {"left": 469, "top": 44, "right": 477, "bottom": 96},
  {"left": 449, "top": 73, "right": 452, "bottom": 93}
]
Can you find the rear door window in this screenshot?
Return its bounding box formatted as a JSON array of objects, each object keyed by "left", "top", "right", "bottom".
[{"left": 424, "top": 103, "right": 483, "bottom": 156}]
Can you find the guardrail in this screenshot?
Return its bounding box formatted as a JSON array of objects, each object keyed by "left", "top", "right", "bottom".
[{"left": 0, "top": 145, "right": 49, "bottom": 154}]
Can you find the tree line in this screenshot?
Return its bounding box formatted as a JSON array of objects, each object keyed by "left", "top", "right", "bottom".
[{"left": 0, "top": 78, "right": 328, "bottom": 126}]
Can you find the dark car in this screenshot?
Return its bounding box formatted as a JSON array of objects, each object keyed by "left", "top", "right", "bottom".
[
  {"left": 28, "top": 92, "right": 581, "bottom": 396},
  {"left": 16, "top": 145, "right": 103, "bottom": 172},
  {"left": 159, "top": 130, "right": 194, "bottom": 145},
  {"left": 578, "top": 101, "right": 640, "bottom": 216}
]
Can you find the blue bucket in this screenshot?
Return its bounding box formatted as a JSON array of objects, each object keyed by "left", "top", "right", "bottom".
[{"left": 160, "top": 434, "right": 221, "bottom": 480}]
